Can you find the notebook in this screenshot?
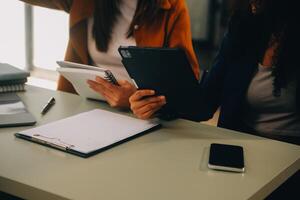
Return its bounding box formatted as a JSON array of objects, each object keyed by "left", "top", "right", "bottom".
[
  {"left": 15, "top": 109, "right": 160, "bottom": 158},
  {"left": 0, "top": 93, "right": 36, "bottom": 127},
  {"left": 0, "top": 84, "right": 25, "bottom": 93},
  {"left": 0, "top": 63, "right": 29, "bottom": 93},
  {"left": 57, "top": 61, "right": 133, "bottom": 101},
  {"left": 118, "top": 46, "right": 201, "bottom": 121}
]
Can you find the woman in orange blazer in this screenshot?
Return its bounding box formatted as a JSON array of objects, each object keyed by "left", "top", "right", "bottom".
[{"left": 20, "top": 0, "right": 199, "bottom": 108}]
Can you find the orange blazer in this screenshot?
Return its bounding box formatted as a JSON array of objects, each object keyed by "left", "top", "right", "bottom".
[{"left": 21, "top": 0, "right": 200, "bottom": 93}]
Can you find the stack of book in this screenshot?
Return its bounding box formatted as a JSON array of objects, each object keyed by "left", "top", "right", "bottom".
[{"left": 0, "top": 63, "right": 30, "bottom": 93}]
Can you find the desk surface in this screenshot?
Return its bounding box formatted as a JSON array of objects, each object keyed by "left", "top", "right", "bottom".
[{"left": 0, "top": 86, "right": 299, "bottom": 200}]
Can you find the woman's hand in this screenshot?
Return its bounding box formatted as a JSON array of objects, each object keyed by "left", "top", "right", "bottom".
[
  {"left": 129, "top": 90, "right": 166, "bottom": 120},
  {"left": 87, "top": 76, "right": 136, "bottom": 108}
]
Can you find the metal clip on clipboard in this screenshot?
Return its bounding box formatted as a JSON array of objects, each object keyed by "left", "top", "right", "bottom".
[{"left": 32, "top": 134, "right": 75, "bottom": 150}]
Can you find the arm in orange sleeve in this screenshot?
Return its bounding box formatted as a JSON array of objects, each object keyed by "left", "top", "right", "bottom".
[
  {"left": 18, "top": 0, "right": 72, "bottom": 13},
  {"left": 167, "top": 0, "right": 200, "bottom": 80}
]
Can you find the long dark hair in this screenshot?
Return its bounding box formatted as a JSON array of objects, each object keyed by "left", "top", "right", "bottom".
[
  {"left": 229, "top": 0, "right": 299, "bottom": 98},
  {"left": 93, "top": 0, "right": 162, "bottom": 52}
]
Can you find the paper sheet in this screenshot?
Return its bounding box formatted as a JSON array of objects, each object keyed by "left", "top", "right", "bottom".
[{"left": 58, "top": 68, "right": 107, "bottom": 101}]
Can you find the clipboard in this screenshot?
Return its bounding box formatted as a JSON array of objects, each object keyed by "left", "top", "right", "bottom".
[{"left": 15, "top": 109, "right": 160, "bottom": 158}]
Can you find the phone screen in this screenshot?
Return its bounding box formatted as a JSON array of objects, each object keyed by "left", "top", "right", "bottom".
[{"left": 208, "top": 143, "right": 244, "bottom": 172}]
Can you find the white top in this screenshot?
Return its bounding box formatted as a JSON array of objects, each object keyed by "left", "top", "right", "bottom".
[
  {"left": 243, "top": 63, "right": 300, "bottom": 136},
  {"left": 87, "top": 0, "right": 137, "bottom": 81}
]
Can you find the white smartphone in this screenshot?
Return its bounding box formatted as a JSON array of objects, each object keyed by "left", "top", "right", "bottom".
[{"left": 208, "top": 143, "right": 245, "bottom": 173}]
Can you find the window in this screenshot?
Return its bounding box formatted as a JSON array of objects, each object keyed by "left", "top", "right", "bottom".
[
  {"left": 1, "top": 2, "right": 69, "bottom": 90},
  {"left": 28, "top": 6, "right": 68, "bottom": 89},
  {"left": 29, "top": 6, "right": 69, "bottom": 90},
  {"left": 33, "top": 7, "right": 68, "bottom": 70},
  {"left": 0, "top": 0, "right": 26, "bottom": 69}
]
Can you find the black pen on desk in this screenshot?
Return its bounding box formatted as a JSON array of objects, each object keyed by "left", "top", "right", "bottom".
[{"left": 41, "top": 97, "right": 56, "bottom": 115}]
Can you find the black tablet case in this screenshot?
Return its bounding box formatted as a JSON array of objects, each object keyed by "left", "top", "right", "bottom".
[{"left": 119, "top": 47, "right": 201, "bottom": 120}]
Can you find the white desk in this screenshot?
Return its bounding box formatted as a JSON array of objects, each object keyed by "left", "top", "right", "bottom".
[{"left": 0, "top": 86, "right": 299, "bottom": 200}]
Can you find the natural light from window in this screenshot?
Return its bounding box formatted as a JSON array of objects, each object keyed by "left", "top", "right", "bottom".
[
  {"left": 0, "top": 0, "right": 25, "bottom": 70},
  {"left": 33, "top": 6, "right": 68, "bottom": 70}
]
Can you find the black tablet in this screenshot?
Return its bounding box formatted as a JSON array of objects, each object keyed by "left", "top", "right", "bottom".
[{"left": 118, "top": 46, "right": 200, "bottom": 120}]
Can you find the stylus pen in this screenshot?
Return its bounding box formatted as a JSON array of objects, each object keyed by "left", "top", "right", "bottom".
[{"left": 41, "top": 97, "right": 56, "bottom": 115}]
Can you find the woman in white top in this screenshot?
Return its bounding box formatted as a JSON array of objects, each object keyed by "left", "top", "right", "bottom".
[
  {"left": 20, "top": 0, "right": 200, "bottom": 108},
  {"left": 86, "top": 0, "right": 200, "bottom": 108},
  {"left": 86, "top": 0, "right": 140, "bottom": 108}
]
